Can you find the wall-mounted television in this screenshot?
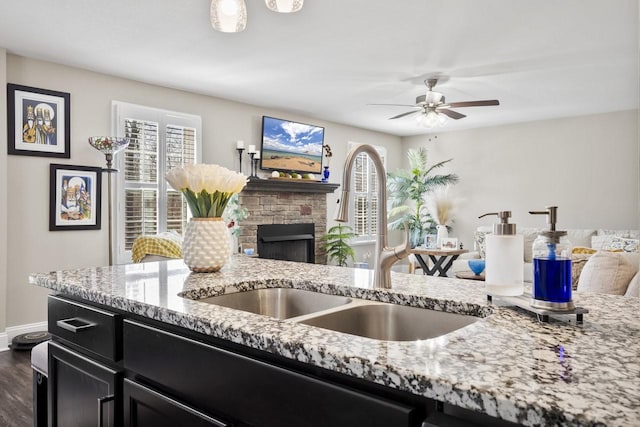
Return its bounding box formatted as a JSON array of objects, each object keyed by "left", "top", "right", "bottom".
[{"left": 260, "top": 116, "right": 325, "bottom": 175}]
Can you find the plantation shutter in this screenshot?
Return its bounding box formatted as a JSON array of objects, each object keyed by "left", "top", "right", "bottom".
[
  {"left": 349, "top": 143, "right": 386, "bottom": 241},
  {"left": 124, "top": 119, "right": 159, "bottom": 250},
  {"left": 165, "top": 124, "right": 196, "bottom": 234}
]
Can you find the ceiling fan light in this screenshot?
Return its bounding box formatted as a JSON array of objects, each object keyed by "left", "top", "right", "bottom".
[
  {"left": 422, "top": 110, "right": 440, "bottom": 128},
  {"left": 211, "top": 0, "right": 247, "bottom": 32},
  {"left": 265, "top": 0, "right": 304, "bottom": 13}
]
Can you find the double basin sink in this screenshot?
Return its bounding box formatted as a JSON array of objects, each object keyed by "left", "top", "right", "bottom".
[{"left": 190, "top": 288, "right": 478, "bottom": 342}]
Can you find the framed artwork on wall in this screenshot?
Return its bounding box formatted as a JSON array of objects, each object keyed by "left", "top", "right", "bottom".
[
  {"left": 7, "top": 83, "right": 71, "bottom": 158},
  {"left": 50, "top": 164, "right": 102, "bottom": 231}
]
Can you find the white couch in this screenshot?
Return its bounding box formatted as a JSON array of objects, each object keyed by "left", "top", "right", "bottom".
[{"left": 451, "top": 227, "right": 639, "bottom": 283}]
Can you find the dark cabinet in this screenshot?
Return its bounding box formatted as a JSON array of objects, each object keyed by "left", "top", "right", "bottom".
[
  {"left": 123, "top": 379, "right": 229, "bottom": 427},
  {"left": 48, "top": 342, "right": 121, "bottom": 427}
]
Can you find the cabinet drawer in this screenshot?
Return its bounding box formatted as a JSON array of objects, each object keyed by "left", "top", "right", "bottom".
[
  {"left": 48, "top": 295, "right": 122, "bottom": 361},
  {"left": 124, "top": 320, "right": 422, "bottom": 427}
]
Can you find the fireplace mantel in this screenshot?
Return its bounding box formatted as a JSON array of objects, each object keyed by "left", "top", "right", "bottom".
[{"left": 245, "top": 179, "right": 339, "bottom": 194}]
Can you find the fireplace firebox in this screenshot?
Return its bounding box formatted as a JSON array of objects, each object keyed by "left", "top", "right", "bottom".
[{"left": 257, "top": 223, "right": 315, "bottom": 264}]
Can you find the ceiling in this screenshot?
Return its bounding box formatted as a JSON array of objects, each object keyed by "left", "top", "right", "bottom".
[{"left": 0, "top": 0, "right": 638, "bottom": 136}]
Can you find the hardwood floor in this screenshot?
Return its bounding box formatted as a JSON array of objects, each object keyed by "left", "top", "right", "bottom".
[{"left": 0, "top": 349, "right": 33, "bottom": 427}]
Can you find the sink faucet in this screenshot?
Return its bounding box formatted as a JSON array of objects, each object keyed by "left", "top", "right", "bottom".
[{"left": 335, "top": 144, "right": 410, "bottom": 288}]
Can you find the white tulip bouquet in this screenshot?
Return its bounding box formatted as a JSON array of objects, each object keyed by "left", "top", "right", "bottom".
[{"left": 165, "top": 164, "right": 248, "bottom": 218}]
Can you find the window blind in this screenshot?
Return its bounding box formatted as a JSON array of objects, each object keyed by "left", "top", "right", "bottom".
[{"left": 122, "top": 119, "right": 196, "bottom": 251}]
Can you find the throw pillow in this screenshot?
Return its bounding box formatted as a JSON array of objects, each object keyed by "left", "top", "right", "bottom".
[
  {"left": 592, "top": 236, "right": 639, "bottom": 253},
  {"left": 573, "top": 247, "right": 597, "bottom": 255},
  {"left": 474, "top": 231, "right": 489, "bottom": 259},
  {"left": 571, "top": 253, "right": 592, "bottom": 290},
  {"left": 624, "top": 272, "right": 640, "bottom": 298},
  {"left": 625, "top": 272, "right": 639, "bottom": 297},
  {"left": 577, "top": 251, "right": 638, "bottom": 295}
]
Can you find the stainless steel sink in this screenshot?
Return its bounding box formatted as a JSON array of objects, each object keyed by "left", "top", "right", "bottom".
[
  {"left": 299, "top": 303, "right": 478, "bottom": 341},
  {"left": 196, "top": 288, "right": 352, "bottom": 320}
]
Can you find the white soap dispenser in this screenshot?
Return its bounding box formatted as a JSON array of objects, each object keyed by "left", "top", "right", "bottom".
[{"left": 478, "top": 211, "right": 524, "bottom": 296}]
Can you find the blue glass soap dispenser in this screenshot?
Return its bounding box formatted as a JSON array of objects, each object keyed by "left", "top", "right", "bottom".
[{"left": 529, "top": 206, "right": 574, "bottom": 311}]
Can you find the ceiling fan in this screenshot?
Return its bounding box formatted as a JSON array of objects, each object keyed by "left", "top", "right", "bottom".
[{"left": 371, "top": 78, "right": 500, "bottom": 128}]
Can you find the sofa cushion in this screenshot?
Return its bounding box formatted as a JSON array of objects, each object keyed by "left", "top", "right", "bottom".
[
  {"left": 577, "top": 251, "right": 639, "bottom": 295},
  {"left": 625, "top": 272, "right": 639, "bottom": 297},
  {"left": 520, "top": 227, "right": 540, "bottom": 263},
  {"left": 566, "top": 229, "right": 597, "bottom": 248}
]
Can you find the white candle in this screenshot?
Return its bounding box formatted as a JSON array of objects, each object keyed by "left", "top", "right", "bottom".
[
  {"left": 236, "top": 140, "right": 244, "bottom": 149},
  {"left": 248, "top": 144, "right": 256, "bottom": 153},
  {"left": 254, "top": 152, "right": 261, "bottom": 160}
]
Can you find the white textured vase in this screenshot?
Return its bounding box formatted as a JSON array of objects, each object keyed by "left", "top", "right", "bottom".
[
  {"left": 436, "top": 224, "right": 449, "bottom": 248},
  {"left": 183, "top": 218, "right": 231, "bottom": 273}
]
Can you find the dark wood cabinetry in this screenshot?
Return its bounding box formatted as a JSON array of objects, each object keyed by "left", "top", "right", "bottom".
[
  {"left": 48, "top": 342, "right": 120, "bottom": 427},
  {"left": 47, "top": 295, "right": 454, "bottom": 427},
  {"left": 123, "top": 379, "right": 228, "bottom": 427}
]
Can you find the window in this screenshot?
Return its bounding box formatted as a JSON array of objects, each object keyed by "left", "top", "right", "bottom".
[
  {"left": 348, "top": 142, "right": 386, "bottom": 243},
  {"left": 112, "top": 102, "right": 202, "bottom": 263}
]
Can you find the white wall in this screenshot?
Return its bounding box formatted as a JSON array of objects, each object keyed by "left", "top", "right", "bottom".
[
  {"left": 402, "top": 111, "right": 640, "bottom": 250},
  {"left": 1, "top": 54, "right": 402, "bottom": 330},
  {"left": 0, "top": 48, "right": 7, "bottom": 335}
]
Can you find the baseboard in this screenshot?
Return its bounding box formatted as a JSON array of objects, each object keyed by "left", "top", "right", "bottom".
[{"left": 0, "top": 321, "right": 48, "bottom": 352}]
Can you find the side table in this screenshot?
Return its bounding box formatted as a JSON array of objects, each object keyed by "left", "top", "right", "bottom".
[{"left": 410, "top": 248, "right": 468, "bottom": 277}]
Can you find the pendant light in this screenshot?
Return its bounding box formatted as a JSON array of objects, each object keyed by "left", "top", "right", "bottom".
[
  {"left": 210, "top": 0, "right": 247, "bottom": 33},
  {"left": 265, "top": 0, "right": 304, "bottom": 13}
]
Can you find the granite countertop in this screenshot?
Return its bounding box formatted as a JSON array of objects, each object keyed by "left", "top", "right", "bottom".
[{"left": 29, "top": 256, "right": 640, "bottom": 426}]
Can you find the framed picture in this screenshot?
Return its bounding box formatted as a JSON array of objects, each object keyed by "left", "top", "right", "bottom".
[
  {"left": 440, "top": 237, "right": 459, "bottom": 250},
  {"left": 424, "top": 234, "right": 438, "bottom": 249},
  {"left": 7, "top": 83, "right": 71, "bottom": 158},
  {"left": 50, "top": 164, "right": 102, "bottom": 231}
]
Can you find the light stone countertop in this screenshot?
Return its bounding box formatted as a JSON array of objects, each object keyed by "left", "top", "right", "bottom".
[{"left": 29, "top": 256, "right": 640, "bottom": 426}]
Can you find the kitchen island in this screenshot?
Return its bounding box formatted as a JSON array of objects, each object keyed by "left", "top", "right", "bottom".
[{"left": 30, "top": 256, "right": 640, "bottom": 426}]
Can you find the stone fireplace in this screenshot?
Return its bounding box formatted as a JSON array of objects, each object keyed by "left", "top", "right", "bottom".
[{"left": 238, "top": 180, "right": 339, "bottom": 264}]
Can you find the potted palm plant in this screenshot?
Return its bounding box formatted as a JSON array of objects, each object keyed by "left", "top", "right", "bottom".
[
  {"left": 320, "top": 224, "right": 356, "bottom": 267},
  {"left": 387, "top": 147, "right": 459, "bottom": 247}
]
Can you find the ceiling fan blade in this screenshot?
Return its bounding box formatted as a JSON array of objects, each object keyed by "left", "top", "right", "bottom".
[
  {"left": 446, "top": 100, "right": 500, "bottom": 108},
  {"left": 389, "top": 110, "right": 421, "bottom": 120},
  {"left": 368, "top": 103, "right": 418, "bottom": 107},
  {"left": 438, "top": 109, "right": 466, "bottom": 120}
]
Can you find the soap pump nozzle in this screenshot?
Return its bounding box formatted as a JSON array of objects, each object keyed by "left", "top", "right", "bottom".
[
  {"left": 529, "top": 206, "right": 558, "bottom": 232},
  {"left": 478, "top": 211, "right": 516, "bottom": 235}
]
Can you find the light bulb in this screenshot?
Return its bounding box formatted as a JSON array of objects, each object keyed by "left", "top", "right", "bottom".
[
  {"left": 265, "top": 0, "right": 304, "bottom": 13},
  {"left": 220, "top": 0, "right": 238, "bottom": 15},
  {"left": 423, "top": 111, "right": 440, "bottom": 128},
  {"left": 211, "top": 0, "right": 247, "bottom": 32}
]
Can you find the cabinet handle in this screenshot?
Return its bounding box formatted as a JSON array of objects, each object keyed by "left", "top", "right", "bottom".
[
  {"left": 97, "top": 394, "right": 114, "bottom": 427},
  {"left": 56, "top": 317, "right": 97, "bottom": 333}
]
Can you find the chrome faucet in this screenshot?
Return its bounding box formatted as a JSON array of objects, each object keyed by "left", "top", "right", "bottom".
[{"left": 335, "top": 144, "right": 410, "bottom": 288}]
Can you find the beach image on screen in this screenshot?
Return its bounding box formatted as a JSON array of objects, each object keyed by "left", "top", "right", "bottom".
[{"left": 261, "top": 117, "right": 324, "bottom": 174}]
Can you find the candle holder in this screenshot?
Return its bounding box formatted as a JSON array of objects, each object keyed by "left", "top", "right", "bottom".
[
  {"left": 248, "top": 152, "right": 257, "bottom": 179},
  {"left": 236, "top": 147, "right": 245, "bottom": 173},
  {"left": 252, "top": 156, "right": 261, "bottom": 180}
]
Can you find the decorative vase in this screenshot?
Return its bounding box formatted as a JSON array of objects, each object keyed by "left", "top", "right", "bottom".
[
  {"left": 321, "top": 166, "right": 330, "bottom": 182},
  {"left": 182, "top": 218, "right": 231, "bottom": 273},
  {"left": 436, "top": 224, "right": 448, "bottom": 248}
]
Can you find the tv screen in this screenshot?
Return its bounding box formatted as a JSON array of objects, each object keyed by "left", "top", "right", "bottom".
[{"left": 260, "top": 116, "right": 325, "bottom": 175}]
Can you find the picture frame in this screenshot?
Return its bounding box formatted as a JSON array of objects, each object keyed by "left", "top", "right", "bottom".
[
  {"left": 440, "top": 237, "right": 459, "bottom": 250},
  {"left": 50, "top": 164, "right": 102, "bottom": 231},
  {"left": 424, "top": 234, "right": 438, "bottom": 249},
  {"left": 7, "top": 83, "right": 71, "bottom": 158}
]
